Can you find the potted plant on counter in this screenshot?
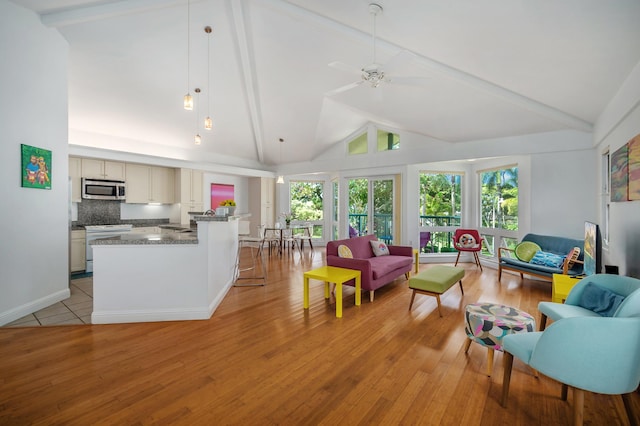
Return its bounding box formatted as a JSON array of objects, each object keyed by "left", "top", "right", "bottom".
[{"left": 220, "top": 199, "right": 236, "bottom": 216}]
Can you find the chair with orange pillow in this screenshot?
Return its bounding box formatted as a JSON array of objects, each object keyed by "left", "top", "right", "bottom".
[{"left": 453, "top": 229, "right": 483, "bottom": 271}]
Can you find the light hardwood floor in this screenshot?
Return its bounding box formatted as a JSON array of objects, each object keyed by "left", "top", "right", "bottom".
[{"left": 1, "top": 248, "right": 638, "bottom": 425}]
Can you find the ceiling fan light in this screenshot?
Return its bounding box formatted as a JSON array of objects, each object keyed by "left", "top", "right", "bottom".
[
  {"left": 204, "top": 116, "right": 213, "bottom": 130},
  {"left": 194, "top": 133, "right": 201, "bottom": 145},
  {"left": 276, "top": 175, "right": 284, "bottom": 184},
  {"left": 184, "top": 93, "right": 193, "bottom": 110}
]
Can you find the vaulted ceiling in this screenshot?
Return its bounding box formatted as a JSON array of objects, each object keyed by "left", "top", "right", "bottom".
[{"left": 10, "top": 0, "right": 640, "bottom": 169}]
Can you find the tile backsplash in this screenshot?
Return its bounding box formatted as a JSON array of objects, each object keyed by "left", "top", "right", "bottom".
[{"left": 77, "top": 200, "right": 122, "bottom": 225}]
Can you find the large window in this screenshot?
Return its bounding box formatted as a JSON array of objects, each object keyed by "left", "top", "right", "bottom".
[
  {"left": 290, "top": 180, "right": 324, "bottom": 238},
  {"left": 377, "top": 130, "right": 399, "bottom": 152},
  {"left": 418, "top": 172, "right": 462, "bottom": 253},
  {"left": 348, "top": 133, "right": 367, "bottom": 155},
  {"left": 479, "top": 166, "right": 518, "bottom": 257}
]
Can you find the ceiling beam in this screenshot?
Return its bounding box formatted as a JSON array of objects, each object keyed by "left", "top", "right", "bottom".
[
  {"left": 259, "top": 0, "right": 593, "bottom": 133},
  {"left": 228, "top": 0, "right": 265, "bottom": 163},
  {"left": 40, "top": 0, "right": 184, "bottom": 27}
]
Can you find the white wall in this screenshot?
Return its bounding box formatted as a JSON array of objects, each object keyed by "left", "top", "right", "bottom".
[
  {"left": 0, "top": 2, "right": 70, "bottom": 325},
  {"left": 530, "top": 149, "right": 598, "bottom": 239}
]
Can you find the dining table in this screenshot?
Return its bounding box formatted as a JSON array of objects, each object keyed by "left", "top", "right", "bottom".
[{"left": 264, "top": 225, "right": 308, "bottom": 254}]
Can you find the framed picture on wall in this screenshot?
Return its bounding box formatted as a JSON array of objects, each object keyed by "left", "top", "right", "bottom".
[
  {"left": 210, "top": 183, "right": 234, "bottom": 209},
  {"left": 610, "top": 144, "right": 628, "bottom": 202},
  {"left": 21, "top": 144, "right": 51, "bottom": 190}
]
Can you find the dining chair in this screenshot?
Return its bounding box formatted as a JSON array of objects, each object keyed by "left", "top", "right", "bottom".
[
  {"left": 281, "top": 227, "right": 299, "bottom": 254},
  {"left": 234, "top": 222, "right": 267, "bottom": 286},
  {"left": 294, "top": 223, "right": 314, "bottom": 252},
  {"left": 501, "top": 316, "right": 640, "bottom": 426},
  {"left": 261, "top": 225, "right": 281, "bottom": 255}
]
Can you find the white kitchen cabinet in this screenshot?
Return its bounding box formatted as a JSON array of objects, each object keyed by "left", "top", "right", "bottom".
[
  {"left": 176, "top": 169, "right": 204, "bottom": 224},
  {"left": 81, "top": 158, "right": 125, "bottom": 180},
  {"left": 125, "top": 164, "right": 175, "bottom": 204},
  {"left": 248, "top": 177, "right": 275, "bottom": 234},
  {"left": 69, "top": 157, "right": 82, "bottom": 202},
  {"left": 70, "top": 230, "right": 86, "bottom": 272}
]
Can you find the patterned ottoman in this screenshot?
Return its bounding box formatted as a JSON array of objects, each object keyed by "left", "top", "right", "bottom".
[{"left": 463, "top": 302, "right": 536, "bottom": 377}]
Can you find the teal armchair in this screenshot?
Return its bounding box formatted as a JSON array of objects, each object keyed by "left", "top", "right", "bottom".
[
  {"left": 501, "top": 316, "right": 640, "bottom": 425},
  {"left": 538, "top": 273, "right": 640, "bottom": 330}
]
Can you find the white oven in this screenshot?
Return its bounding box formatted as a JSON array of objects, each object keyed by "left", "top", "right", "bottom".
[{"left": 85, "top": 224, "right": 133, "bottom": 272}]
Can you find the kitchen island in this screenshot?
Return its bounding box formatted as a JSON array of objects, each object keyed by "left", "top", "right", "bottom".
[{"left": 91, "top": 217, "right": 239, "bottom": 324}]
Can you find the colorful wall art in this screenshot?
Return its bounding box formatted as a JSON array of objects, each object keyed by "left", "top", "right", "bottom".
[
  {"left": 628, "top": 134, "right": 640, "bottom": 201},
  {"left": 611, "top": 133, "right": 640, "bottom": 203},
  {"left": 21, "top": 144, "right": 51, "bottom": 190},
  {"left": 210, "top": 183, "right": 234, "bottom": 209}
]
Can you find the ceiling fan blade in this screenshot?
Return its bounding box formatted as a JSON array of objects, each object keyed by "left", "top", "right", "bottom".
[
  {"left": 325, "top": 81, "right": 363, "bottom": 97},
  {"left": 328, "top": 61, "right": 362, "bottom": 77},
  {"left": 383, "top": 50, "right": 417, "bottom": 74}
]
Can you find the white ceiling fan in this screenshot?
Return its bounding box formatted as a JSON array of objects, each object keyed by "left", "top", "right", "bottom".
[{"left": 326, "top": 3, "right": 429, "bottom": 97}]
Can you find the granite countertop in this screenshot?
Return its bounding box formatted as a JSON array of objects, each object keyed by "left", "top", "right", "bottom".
[{"left": 90, "top": 232, "right": 198, "bottom": 246}]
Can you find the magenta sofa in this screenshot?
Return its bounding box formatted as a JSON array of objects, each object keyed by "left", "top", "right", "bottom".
[{"left": 326, "top": 234, "right": 413, "bottom": 302}]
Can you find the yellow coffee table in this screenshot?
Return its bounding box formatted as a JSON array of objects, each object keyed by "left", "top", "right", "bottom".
[
  {"left": 413, "top": 248, "right": 419, "bottom": 274},
  {"left": 303, "top": 266, "right": 361, "bottom": 318},
  {"left": 552, "top": 273, "right": 582, "bottom": 303}
]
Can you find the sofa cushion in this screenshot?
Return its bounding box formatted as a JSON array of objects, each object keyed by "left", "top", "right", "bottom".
[
  {"left": 369, "top": 256, "right": 413, "bottom": 280},
  {"left": 530, "top": 251, "right": 565, "bottom": 268},
  {"left": 370, "top": 240, "right": 389, "bottom": 256},
  {"left": 577, "top": 282, "right": 625, "bottom": 317}
]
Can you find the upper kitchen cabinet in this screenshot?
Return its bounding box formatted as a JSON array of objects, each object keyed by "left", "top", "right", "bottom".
[
  {"left": 69, "top": 156, "right": 82, "bottom": 202},
  {"left": 125, "top": 164, "right": 175, "bottom": 204},
  {"left": 81, "top": 158, "right": 125, "bottom": 180},
  {"left": 176, "top": 169, "right": 204, "bottom": 224},
  {"left": 177, "top": 169, "right": 203, "bottom": 204}
]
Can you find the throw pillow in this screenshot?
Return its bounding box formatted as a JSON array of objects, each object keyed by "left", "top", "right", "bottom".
[
  {"left": 370, "top": 240, "right": 389, "bottom": 257},
  {"left": 566, "top": 246, "right": 581, "bottom": 269},
  {"left": 337, "top": 244, "right": 353, "bottom": 259},
  {"left": 529, "top": 250, "right": 566, "bottom": 268},
  {"left": 514, "top": 241, "right": 542, "bottom": 262},
  {"left": 577, "top": 282, "right": 625, "bottom": 317},
  {"left": 456, "top": 233, "right": 476, "bottom": 249}
]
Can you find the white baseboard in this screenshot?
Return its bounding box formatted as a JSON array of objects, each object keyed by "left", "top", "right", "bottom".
[{"left": 0, "top": 289, "right": 70, "bottom": 326}]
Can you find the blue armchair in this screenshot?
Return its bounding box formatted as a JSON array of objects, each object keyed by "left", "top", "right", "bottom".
[
  {"left": 501, "top": 316, "right": 640, "bottom": 425},
  {"left": 538, "top": 273, "right": 640, "bottom": 330}
]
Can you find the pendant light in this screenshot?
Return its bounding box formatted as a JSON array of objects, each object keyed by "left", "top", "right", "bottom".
[
  {"left": 194, "top": 88, "right": 201, "bottom": 145},
  {"left": 183, "top": 0, "right": 193, "bottom": 110},
  {"left": 276, "top": 138, "right": 284, "bottom": 184},
  {"left": 204, "top": 26, "right": 213, "bottom": 130}
]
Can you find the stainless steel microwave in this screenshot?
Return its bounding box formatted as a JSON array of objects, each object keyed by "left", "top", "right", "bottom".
[{"left": 81, "top": 178, "right": 126, "bottom": 200}]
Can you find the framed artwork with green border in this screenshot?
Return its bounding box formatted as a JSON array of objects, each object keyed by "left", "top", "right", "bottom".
[{"left": 21, "top": 144, "right": 52, "bottom": 190}]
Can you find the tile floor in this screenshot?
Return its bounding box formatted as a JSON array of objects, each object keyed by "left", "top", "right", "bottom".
[{"left": 4, "top": 277, "right": 93, "bottom": 327}]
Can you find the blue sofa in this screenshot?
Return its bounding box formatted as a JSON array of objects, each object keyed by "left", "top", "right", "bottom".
[{"left": 498, "top": 233, "right": 584, "bottom": 282}]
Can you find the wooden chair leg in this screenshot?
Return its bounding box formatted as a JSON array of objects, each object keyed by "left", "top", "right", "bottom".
[
  {"left": 573, "top": 387, "right": 584, "bottom": 426},
  {"left": 486, "top": 348, "right": 494, "bottom": 377},
  {"left": 455, "top": 251, "right": 461, "bottom": 266},
  {"left": 369, "top": 290, "right": 374, "bottom": 302},
  {"left": 561, "top": 384, "right": 569, "bottom": 401},
  {"left": 474, "top": 252, "right": 483, "bottom": 271},
  {"left": 435, "top": 294, "right": 443, "bottom": 317},
  {"left": 540, "top": 313, "right": 548, "bottom": 331},
  {"left": 501, "top": 352, "right": 514, "bottom": 407},
  {"left": 408, "top": 290, "right": 417, "bottom": 310},
  {"left": 458, "top": 279, "right": 464, "bottom": 295},
  {"left": 622, "top": 393, "right": 639, "bottom": 426},
  {"left": 463, "top": 338, "right": 472, "bottom": 354}
]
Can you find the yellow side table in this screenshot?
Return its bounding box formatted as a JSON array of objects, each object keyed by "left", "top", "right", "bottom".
[
  {"left": 552, "top": 273, "right": 582, "bottom": 303},
  {"left": 303, "top": 266, "right": 361, "bottom": 318},
  {"left": 413, "top": 248, "right": 419, "bottom": 274}
]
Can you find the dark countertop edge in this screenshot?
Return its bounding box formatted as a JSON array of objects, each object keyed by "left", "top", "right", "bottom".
[{"left": 90, "top": 236, "right": 199, "bottom": 246}]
